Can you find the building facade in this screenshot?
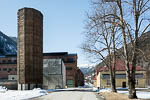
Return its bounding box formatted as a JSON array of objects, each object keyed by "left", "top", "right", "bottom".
[
  {"left": 43, "top": 52, "right": 79, "bottom": 87},
  {"left": 43, "top": 59, "right": 66, "bottom": 89},
  {"left": 0, "top": 55, "right": 17, "bottom": 89},
  {"left": 76, "top": 68, "right": 84, "bottom": 86},
  {"left": 0, "top": 52, "right": 84, "bottom": 89},
  {"left": 96, "top": 59, "right": 146, "bottom": 88},
  {"left": 17, "top": 8, "right": 43, "bottom": 89}
]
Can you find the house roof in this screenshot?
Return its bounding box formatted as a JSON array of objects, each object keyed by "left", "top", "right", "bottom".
[{"left": 96, "top": 59, "right": 144, "bottom": 72}]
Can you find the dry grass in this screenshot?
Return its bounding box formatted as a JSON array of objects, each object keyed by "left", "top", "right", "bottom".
[{"left": 98, "top": 92, "right": 144, "bottom": 100}]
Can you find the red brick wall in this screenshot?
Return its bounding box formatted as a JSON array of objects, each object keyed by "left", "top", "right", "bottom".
[{"left": 0, "top": 53, "right": 79, "bottom": 87}]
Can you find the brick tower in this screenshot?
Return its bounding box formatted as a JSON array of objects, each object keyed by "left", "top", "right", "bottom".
[{"left": 17, "top": 8, "right": 43, "bottom": 90}]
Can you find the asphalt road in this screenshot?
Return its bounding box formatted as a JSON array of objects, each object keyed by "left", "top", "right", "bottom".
[{"left": 32, "top": 88, "right": 104, "bottom": 100}]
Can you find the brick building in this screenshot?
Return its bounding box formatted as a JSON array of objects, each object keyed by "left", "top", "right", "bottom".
[
  {"left": 17, "top": 8, "right": 43, "bottom": 90},
  {"left": 0, "top": 52, "right": 84, "bottom": 88},
  {"left": 76, "top": 68, "right": 84, "bottom": 86},
  {"left": 0, "top": 55, "right": 17, "bottom": 89}
]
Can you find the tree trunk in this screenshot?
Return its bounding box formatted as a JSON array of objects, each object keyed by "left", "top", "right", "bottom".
[
  {"left": 117, "top": 0, "right": 137, "bottom": 98},
  {"left": 111, "top": 75, "right": 117, "bottom": 92},
  {"left": 128, "top": 0, "right": 139, "bottom": 98},
  {"left": 108, "top": 41, "right": 117, "bottom": 92},
  {"left": 109, "top": 67, "right": 117, "bottom": 92},
  {"left": 128, "top": 77, "right": 137, "bottom": 99}
]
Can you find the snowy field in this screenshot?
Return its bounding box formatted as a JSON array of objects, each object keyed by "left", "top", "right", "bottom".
[
  {"left": 99, "top": 88, "right": 150, "bottom": 99},
  {"left": 0, "top": 87, "right": 48, "bottom": 100}
]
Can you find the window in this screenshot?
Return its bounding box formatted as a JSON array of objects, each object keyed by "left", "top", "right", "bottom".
[
  {"left": 116, "top": 74, "right": 126, "bottom": 79},
  {"left": 103, "top": 74, "right": 126, "bottom": 79},
  {"left": 67, "top": 58, "right": 74, "bottom": 63},
  {"left": 8, "top": 60, "right": 11, "bottom": 63},
  {"left": 135, "top": 74, "right": 144, "bottom": 78},
  {"left": 102, "top": 74, "right": 110, "bottom": 79},
  {"left": 66, "top": 67, "right": 72, "bottom": 70},
  {"left": 8, "top": 68, "right": 12, "bottom": 72},
  {"left": 2, "top": 60, "right": 6, "bottom": 63},
  {"left": 107, "top": 79, "right": 111, "bottom": 85},
  {"left": 13, "top": 60, "right": 17, "bottom": 63},
  {"left": 3, "top": 68, "right": 7, "bottom": 71}
]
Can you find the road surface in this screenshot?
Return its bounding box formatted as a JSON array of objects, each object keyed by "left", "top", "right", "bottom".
[{"left": 32, "top": 88, "right": 103, "bottom": 100}]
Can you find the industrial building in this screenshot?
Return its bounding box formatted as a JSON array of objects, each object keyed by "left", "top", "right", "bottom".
[
  {"left": 43, "top": 59, "right": 66, "bottom": 89},
  {"left": 43, "top": 52, "right": 81, "bottom": 87},
  {"left": 0, "top": 52, "right": 84, "bottom": 89}
]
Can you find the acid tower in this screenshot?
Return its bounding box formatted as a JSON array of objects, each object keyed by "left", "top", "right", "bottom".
[{"left": 17, "top": 8, "right": 43, "bottom": 90}]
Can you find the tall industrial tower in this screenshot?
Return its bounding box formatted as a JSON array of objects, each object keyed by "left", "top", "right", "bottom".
[{"left": 17, "top": 8, "right": 43, "bottom": 90}]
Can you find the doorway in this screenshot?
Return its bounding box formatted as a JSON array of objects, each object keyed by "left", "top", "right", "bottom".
[{"left": 122, "top": 82, "right": 126, "bottom": 88}]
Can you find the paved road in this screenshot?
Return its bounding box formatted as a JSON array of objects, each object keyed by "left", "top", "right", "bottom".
[{"left": 32, "top": 89, "right": 103, "bottom": 100}]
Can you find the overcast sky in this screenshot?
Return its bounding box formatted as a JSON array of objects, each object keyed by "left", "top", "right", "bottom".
[{"left": 0, "top": 0, "right": 94, "bottom": 67}]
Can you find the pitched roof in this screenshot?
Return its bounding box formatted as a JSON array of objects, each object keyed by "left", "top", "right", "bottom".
[{"left": 96, "top": 59, "right": 144, "bottom": 72}]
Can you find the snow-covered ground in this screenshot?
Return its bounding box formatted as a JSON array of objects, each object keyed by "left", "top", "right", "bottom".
[
  {"left": 118, "top": 90, "right": 150, "bottom": 99},
  {"left": 0, "top": 84, "right": 97, "bottom": 100},
  {"left": 99, "top": 88, "right": 150, "bottom": 99},
  {"left": 84, "top": 82, "right": 94, "bottom": 88},
  {"left": 0, "top": 87, "right": 48, "bottom": 100}
]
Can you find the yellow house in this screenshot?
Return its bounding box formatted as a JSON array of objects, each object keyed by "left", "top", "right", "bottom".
[{"left": 96, "top": 59, "right": 146, "bottom": 88}]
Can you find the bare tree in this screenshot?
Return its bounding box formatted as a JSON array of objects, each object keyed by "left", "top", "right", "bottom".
[
  {"left": 100, "top": 0, "right": 150, "bottom": 99},
  {"left": 81, "top": 3, "right": 121, "bottom": 92}
]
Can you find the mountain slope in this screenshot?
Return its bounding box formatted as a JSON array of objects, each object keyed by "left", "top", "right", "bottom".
[{"left": 0, "top": 31, "right": 17, "bottom": 55}]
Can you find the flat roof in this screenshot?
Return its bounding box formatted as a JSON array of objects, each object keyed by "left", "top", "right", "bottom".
[{"left": 0, "top": 52, "right": 77, "bottom": 58}]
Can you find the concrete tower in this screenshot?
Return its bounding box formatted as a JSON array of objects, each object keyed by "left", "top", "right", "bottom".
[{"left": 17, "top": 8, "right": 43, "bottom": 90}]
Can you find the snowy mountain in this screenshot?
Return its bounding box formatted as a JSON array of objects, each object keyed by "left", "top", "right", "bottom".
[
  {"left": 79, "top": 64, "right": 96, "bottom": 75},
  {"left": 80, "top": 67, "right": 93, "bottom": 75},
  {"left": 0, "top": 31, "right": 17, "bottom": 56},
  {"left": 9, "top": 37, "right": 17, "bottom": 42}
]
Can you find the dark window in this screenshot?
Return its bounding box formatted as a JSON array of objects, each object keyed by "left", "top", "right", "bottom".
[
  {"left": 135, "top": 74, "right": 144, "bottom": 78},
  {"left": 2, "top": 60, "right": 6, "bottom": 63},
  {"left": 3, "top": 68, "right": 7, "bottom": 71},
  {"left": 67, "top": 58, "right": 74, "bottom": 63},
  {"left": 66, "top": 67, "right": 72, "bottom": 70},
  {"left": 8, "top": 68, "right": 12, "bottom": 72},
  {"left": 102, "top": 74, "right": 110, "bottom": 79},
  {"left": 14, "top": 60, "right": 17, "bottom": 63},
  {"left": 102, "top": 74, "right": 126, "bottom": 79},
  {"left": 116, "top": 74, "right": 126, "bottom": 78},
  {"left": 0, "top": 68, "right": 1, "bottom": 71},
  {"left": 8, "top": 60, "right": 11, "bottom": 63},
  {"left": 15, "top": 68, "right": 17, "bottom": 71}
]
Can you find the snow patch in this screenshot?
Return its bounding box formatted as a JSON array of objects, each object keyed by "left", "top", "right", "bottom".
[
  {"left": 99, "top": 88, "right": 112, "bottom": 92},
  {"left": 99, "top": 88, "right": 150, "bottom": 99},
  {"left": 0, "top": 86, "right": 7, "bottom": 93},
  {"left": 118, "top": 90, "right": 150, "bottom": 99},
  {"left": 0, "top": 88, "right": 48, "bottom": 100}
]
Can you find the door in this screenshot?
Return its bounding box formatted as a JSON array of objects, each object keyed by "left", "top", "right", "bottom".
[
  {"left": 122, "top": 82, "right": 126, "bottom": 88},
  {"left": 67, "top": 80, "right": 74, "bottom": 87}
]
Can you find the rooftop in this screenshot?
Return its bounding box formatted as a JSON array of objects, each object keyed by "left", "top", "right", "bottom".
[{"left": 97, "top": 59, "right": 145, "bottom": 72}]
